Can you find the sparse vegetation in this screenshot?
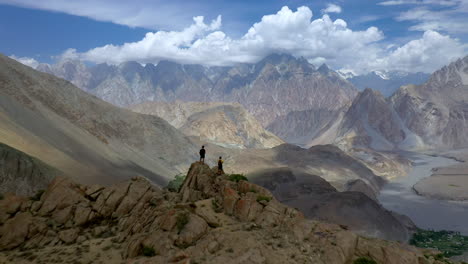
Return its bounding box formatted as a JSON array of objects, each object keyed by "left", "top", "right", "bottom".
[
  {"left": 176, "top": 212, "right": 189, "bottom": 233},
  {"left": 353, "top": 257, "right": 377, "bottom": 264},
  {"left": 256, "top": 195, "right": 271, "bottom": 203},
  {"left": 0, "top": 193, "right": 4, "bottom": 200},
  {"left": 228, "top": 174, "right": 248, "bottom": 182},
  {"left": 142, "top": 246, "right": 156, "bottom": 257},
  {"left": 30, "top": 190, "right": 45, "bottom": 201},
  {"left": 410, "top": 229, "right": 468, "bottom": 257},
  {"left": 166, "top": 174, "right": 186, "bottom": 192}
]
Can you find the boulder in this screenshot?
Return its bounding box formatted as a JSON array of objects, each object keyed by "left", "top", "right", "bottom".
[
  {"left": 175, "top": 214, "right": 208, "bottom": 247},
  {"left": 0, "top": 212, "right": 34, "bottom": 250}
]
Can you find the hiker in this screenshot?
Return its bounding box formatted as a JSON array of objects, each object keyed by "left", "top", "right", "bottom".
[
  {"left": 199, "top": 146, "right": 206, "bottom": 163},
  {"left": 217, "top": 156, "right": 224, "bottom": 174}
]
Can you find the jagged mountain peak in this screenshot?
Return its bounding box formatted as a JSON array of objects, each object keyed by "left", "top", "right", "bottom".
[{"left": 318, "top": 63, "right": 331, "bottom": 73}]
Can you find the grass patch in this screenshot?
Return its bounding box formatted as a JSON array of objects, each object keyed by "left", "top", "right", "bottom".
[
  {"left": 228, "top": 174, "right": 248, "bottom": 182},
  {"left": 142, "top": 246, "right": 156, "bottom": 257},
  {"left": 30, "top": 190, "right": 45, "bottom": 201},
  {"left": 410, "top": 229, "right": 468, "bottom": 257},
  {"left": 166, "top": 174, "right": 186, "bottom": 192},
  {"left": 256, "top": 195, "right": 272, "bottom": 203},
  {"left": 353, "top": 257, "right": 377, "bottom": 264},
  {"left": 176, "top": 212, "right": 189, "bottom": 233}
]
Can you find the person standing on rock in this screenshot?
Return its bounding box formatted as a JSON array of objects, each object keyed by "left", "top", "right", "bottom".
[
  {"left": 218, "top": 156, "right": 224, "bottom": 174},
  {"left": 199, "top": 146, "right": 206, "bottom": 163}
]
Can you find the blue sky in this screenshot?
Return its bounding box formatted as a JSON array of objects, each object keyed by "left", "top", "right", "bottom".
[{"left": 1, "top": 0, "right": 467, "bottom": 73}]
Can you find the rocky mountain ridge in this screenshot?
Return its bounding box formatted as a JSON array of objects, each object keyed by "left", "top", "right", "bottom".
[
  {"left": 0, "top": 162, "right": 454, "bottom": 264},
  {"left": 34, "top": 54, "right": 358, "bottom": 127},
  {"left": 130, "top": 101, "right": 284, "bottom": 149}
]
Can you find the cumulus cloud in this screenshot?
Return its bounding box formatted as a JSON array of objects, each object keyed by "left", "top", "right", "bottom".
[
  {"left": 9, "top": 55, "right": 39, "bottom": 68},
  {"left": 59, "top": 6, "right": 466, "bottom": 74},
  {"left": 370, "top": 30, "right": 467, "bottom": 72},
  {"left": 321, "top": 4, "right": 342, "bottom": 14},
  {"left": 79, "top": 6, "right": 385, "bottom": 72}
]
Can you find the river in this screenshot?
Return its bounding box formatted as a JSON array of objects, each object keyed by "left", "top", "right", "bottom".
[{"left": 378, "top": 152, "right": 468, "bottom": 235}]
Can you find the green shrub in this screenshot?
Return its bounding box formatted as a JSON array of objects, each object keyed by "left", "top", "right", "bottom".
[
  {"left": 166, "top": 174, "right": 186, "bottom": 192},
  {"left": 353, "top": 257, "right": 377, "bottom": 264},
  {"left": 256, "top": 195, "right": 271, "bottom": 203},
  {"left": 176, "top": 212, "right": 189, "bottom": 233},
  {"left": 30, "top": 190, "right": 45, "bottom": 201},
  {"left": 228, "top": 174, "right": 248, "bottom": 182},
  {"left": 142, "top": 246, "right": 156, "bottom": 257},
  {"left": 410, "top": 229, "right": 468, "bottom": 257}
]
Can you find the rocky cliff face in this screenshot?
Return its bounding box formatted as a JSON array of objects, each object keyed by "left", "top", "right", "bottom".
[
  {"left": 391, "top": 56, "right": 468, "bottom": 149},
  {"left": 0, "top": 163, "right": 452, "bottom": 264},
  {"left": 0, "top": 143, "right": 59, "bottom": 196},
  {"left": 37, "top": 54, "right": 357, "bottom": 127},
  {"left": 130, "top": 101, "right": 284, "bottom": 149}
]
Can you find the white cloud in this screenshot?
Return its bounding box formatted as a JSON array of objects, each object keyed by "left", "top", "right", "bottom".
[
  {"left": 370, "top": 30, "right": 468, "bottom": 73},
  {"left": 0, "top": 0, "right": 204, "bottom": 30},
  {"left": 9, "top": 55, "right": 39, "bottom": 68},
  {"left": 381, "top": 0, "right": 468, "bottom": 34},
  {"left": 46, "top": 5, "right": 465, "bottom": 74},
  {"left": 79, "top": 6, "right": 386, "bottom": 73},
  {"left": 321, "top": 4, "right": 342, "bottom": 14}
]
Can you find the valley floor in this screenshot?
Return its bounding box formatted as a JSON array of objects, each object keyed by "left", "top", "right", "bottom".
[{"left": 378, "top": 151, "right": 468, "bottom": 235}]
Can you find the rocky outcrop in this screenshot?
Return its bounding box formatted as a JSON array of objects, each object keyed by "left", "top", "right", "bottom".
[
  {"left": 0, "top": 143, "right": 58, "bottom": 196},
  {"left": 130, "top": 101, "right": 284, "bottom": 149},
  {"left": 0, "top": 163, "right": 456, "bottom": 263}
]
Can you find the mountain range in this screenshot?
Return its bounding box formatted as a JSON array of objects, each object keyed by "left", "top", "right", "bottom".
[{"left": 341, "top": 70, "right": 430, "bottom": 97}]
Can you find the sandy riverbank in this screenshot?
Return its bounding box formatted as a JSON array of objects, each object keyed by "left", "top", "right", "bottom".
[{"left": 413, "top": 150, "right": 468, "bottom": 201}]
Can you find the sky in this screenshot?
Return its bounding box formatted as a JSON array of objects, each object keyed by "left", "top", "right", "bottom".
[{"left": 1, "top": 0, "right": 468, "bottom": 74}]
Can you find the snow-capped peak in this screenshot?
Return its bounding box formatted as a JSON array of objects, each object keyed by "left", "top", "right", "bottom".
[
  {"left": 337, "top": 69, "right": 356, "bottom": 79},
  {"left": 373, "top": 70, "right": 390, "bottom": 80}
]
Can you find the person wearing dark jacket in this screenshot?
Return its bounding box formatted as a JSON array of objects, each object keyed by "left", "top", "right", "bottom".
[
  {"left": 217, "top": 156, "right": 224, "bottom": 174},
  {"left": 199, "top": 146, "right": 206, "bottom": 163}
]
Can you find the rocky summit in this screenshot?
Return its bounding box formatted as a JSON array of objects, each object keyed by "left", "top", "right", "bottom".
[{"left": 0, "top": 162, "right": 455, "bottom": 264}]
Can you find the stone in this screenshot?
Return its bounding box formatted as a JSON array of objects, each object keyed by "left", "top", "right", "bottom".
[
  {"left": 73, "top": 204, "right": 92, "bottom": 226},
  {"left": 159, "top": 209, "right": 178, "bottom": 231},
  {"left": 38, "top": 177, "right": 87, "bottom": 216},
  {"left": 175, "top": 214, "right": 208, "bottom": 247},
  {"left": 0, "top": 212, "right": 34, "bottom": 250},
  {"left": 222, "top": 187, "right": 239, "bottom": 215},
  {"left": 58, "top": 228, "right": 79, "bottom": 244}
]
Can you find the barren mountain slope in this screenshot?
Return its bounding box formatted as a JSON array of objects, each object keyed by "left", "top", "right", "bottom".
[
  {"left": 250, "top": 167, "right": 414, "bottom": 241},
  {"left": 391, "top": 56, "right": 468, "bottom": 149},
  {"left": 0, "top": 54, "right": 197, "bottom": 186},
  {"left": 131, "top": 101, "right": 284, "bottom": 149}
]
